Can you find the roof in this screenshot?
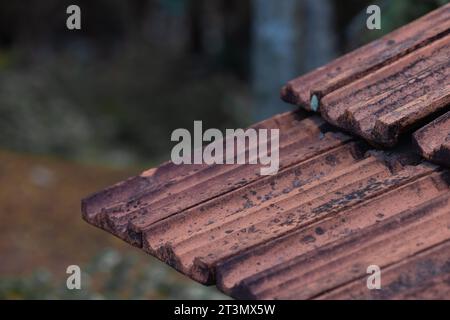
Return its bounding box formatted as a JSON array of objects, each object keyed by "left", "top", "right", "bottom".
[
  {"left": 82, "top": 111, "right": 450, "bottom": 299},
  {"left": 281, "top": 3, "right": 450, "bottom": 150},
  {"left": 82, "top": 4, "right": 450, "bottom": 300}
]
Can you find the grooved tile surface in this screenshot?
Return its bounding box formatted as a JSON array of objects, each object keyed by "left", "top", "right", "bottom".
[
  {"left": 281, "top": 4, "right": 450, "bottom": 109},
  {"left": 82, "top": 110, "right": 450, "bottom": 299},
  {"left": 82, "top": 5, "right": 450, "bottom": 300},
  {"left": 281, "top": 4, "right": 450, "bottom": 149},
  {"left": 414, "top": 111, "right": 450, "bottom": 167}
]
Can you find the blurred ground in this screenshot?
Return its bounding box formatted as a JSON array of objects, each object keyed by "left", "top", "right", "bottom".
[{"left": 0, "top": 149, "right": 227, "bottom": 299}]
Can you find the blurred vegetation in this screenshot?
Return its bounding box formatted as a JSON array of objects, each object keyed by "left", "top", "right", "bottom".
[
  {"left": 0, "top": 44, "right": 248, "bottom": 167},
  {"left": 0, "top": 0, "right": 447, "bottom": 166},
  {"left": 0, "top": 0, "right": 252, "bottom": 167},
  {"left": 364, "top": 0, "right": 449, "bottom": 41},
  {"left": 0, "top": 248, "right": 228, "bottom": 299}
]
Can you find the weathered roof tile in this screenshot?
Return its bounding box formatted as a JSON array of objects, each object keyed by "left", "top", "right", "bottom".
[
  {"left": 282, "top": 4, "right": 450, "bottom": 149},
  {"left": 82, "top": 5, "right": 450, "bottom": 300},
  {"left": 414, "top": 111, "right": 450, "bottom": 167},
  {"left": 320, "top": 240, "right": 450, "bottom": 299},
  {"left": 281, "top": 4, "right": 450, "bottom": 109},
  {"left": 320, "top": 35, "right": 450, "bottom": 146},
  {"left": 229, "top": 192, "right": 450, "bottom": 299}
]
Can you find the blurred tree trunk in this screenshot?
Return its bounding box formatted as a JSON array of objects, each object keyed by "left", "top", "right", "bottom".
[
  {"left": 251, "top": 0, "right": 301, "bottom": 121},
  {"left": 303, "top": 0, "right": 337, "bottom": 71},
  {"left": 251, "top": 0, "right": 337, "bottom": 120}
]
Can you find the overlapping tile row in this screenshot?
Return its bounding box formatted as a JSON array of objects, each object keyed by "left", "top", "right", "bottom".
[
  {"left": 217, "top": 170, "right": 450, "bottom": 299},
  {"left": 320, "top": 35, "right": 450, "bottom": 147},
  {"left": 281, "top": 4, "right": 450, "bottom": 148},
  {"left": 81, "top": 5, "right": 450, "bottom": 299},
  {"left": 281, "top": 3, "right": 450, "bottom": 109},
  {"left": 82, "top": 111, "right": 450, "bottom": 299},
  {"left": 319, "top": 240, "right": 450, "bottom": 300},
  {"left": 141, "top": 141, "right": 371, "bottom": 283},
  {"left": 142, "top": 149, "right": 444, "bottom": 285},
  {"left": 81, "top": 111, "right": 303, "bottom": 221},
  {"left": 414, "top": 111, "right": 450, "bottom": 167},
  {"left": 215, "top": 168, "right": 448, "bottom": 292},
  {"left": 82, "top": 110, "right": 303, "bottom": 238},
  {"left": 82, "top": 110, "right": 353, "bottom": 244}
]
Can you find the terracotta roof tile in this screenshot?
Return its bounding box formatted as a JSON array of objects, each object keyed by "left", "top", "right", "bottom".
[
  {"left": 82, "top": 5, "right": 450, "bottom": 299},
  {"left": 281, "top": 4, "right": 450, "bottom": 149},
  {"left": 219, "top": 175, "right": 450, "bottom": 299},
  {"left": 320, "top": 35, "right": 450, "bottom": 146},
  {"left": 281, "top": 4, "right": 450, "bottom": 109},
  {"left": 83, "top": 112, "right": 353, "bottom": 245},
  {"left": 82, "top": 111, "right": 450, "bottom": 298},
  {"left": 320, "top": 239, "right": 450, "bottom": 299},
  {"left": 414, "top": 111, "right": 450, "bottom": 167}
]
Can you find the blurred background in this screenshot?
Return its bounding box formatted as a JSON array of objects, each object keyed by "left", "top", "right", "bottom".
[{"left": 0, "top": 0, "right": 447, "bottom": 299}]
